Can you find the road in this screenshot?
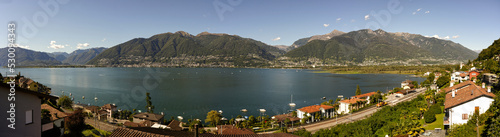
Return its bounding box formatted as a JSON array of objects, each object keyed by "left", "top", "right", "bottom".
[{"left": 299, "top": 88, "right": 425, "bottom": 134}]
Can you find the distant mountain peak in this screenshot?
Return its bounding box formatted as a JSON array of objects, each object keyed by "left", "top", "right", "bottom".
[
  {"left": 174, "top": 31, "right": 193, "bottom": 37},
  {"left": 308, "top": 29, "right": 346, "bottom": 42},
  {"left": 196, "top": 31, "right": 227, "bottom": 36}
]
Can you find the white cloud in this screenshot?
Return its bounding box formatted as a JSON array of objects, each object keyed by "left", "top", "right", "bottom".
[
  {"left": 48, "top": 41, "right": 67, "bottom": 49},
  {"left": 102, "top": 38, "right": 106, "bottom": 42},
  {"left": 76, "top": 43, "right": 90, "bottom": 49},
  {"left": 14, "top": 44, "right": 30, "bottom": 49},
  {"left": 336, "top": 18, "right": 342, "bottom": 22},
  {"left": 272, "top": 37, "right": 281, "bottom": 41},
  {"left": 452, "top": 35, "right": 460, "bottom": 39},
  {"left": 425, "top": 11, "right": 430, "bottom": 14},
  {"left": 364, "top": 14, "right": 370, "bottom": 20},
  {"left": 425, "top": 35, "right": 453, "bottom": 40},
  {"left": 412, "top": 12, "right": 416, "bottom": 15},
  {"left": 323, "top": 24, "right": 330, "bottom": 27},
  {"left": 417, "top": 8, "right": 421, "bottom": 12}
]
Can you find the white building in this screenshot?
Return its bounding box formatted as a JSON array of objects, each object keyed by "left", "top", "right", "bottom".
[
  {"left": 450, "top": 71, "right": 469, "bottom": 83},
  {"left": 297, "top": 104, "right": 335, "bottom": 122},
  {"left": 401, "top": 80, "right": 412, "bottom": 88},
  {"left": 443, "top": 82, "right": 496, "bottom": 129},
  {"left": 337, "top": 98, "right": 366, "bottom": 114}
]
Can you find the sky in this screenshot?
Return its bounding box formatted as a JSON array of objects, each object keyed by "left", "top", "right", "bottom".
[{"left": 1, "top": 0, "right": 499, "bottom": 53}]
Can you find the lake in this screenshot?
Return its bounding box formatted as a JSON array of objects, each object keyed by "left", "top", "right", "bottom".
[{"left": 3, "top": 68, "right": 423, "bottom": 121}]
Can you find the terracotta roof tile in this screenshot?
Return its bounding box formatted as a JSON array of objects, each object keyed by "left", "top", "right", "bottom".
[
  {"left": 440, "top": 81, "right": 476, "bottom": 93},
  {"left": 101, "top": 104, "right": 117, "bottom": 110},
  {"left": 217, "top": 125, "right": 255, "bottom": 135},
  {"left": 272, "top": 113, "right": 300, "bottom": 122},
  {"left": 133, "top": 112, "right": 164, "bottom": 122},
  {"left": 41, "top": 104, "right": 68, "bottom": 121},
  {"left": 352, "top": 92, "right": 377, "bottom": 99},
  {"left": 297, "top": 104, "right": 335, "bottom": 114},
  {"left": 167, "top": 120, "right": 182, "bottom": 131},
  {"left": 338, "top": 98, "right": 366, "bottom": 104},
  {"left": 444, "top": 83, "right": 496, "bottom": 110}
]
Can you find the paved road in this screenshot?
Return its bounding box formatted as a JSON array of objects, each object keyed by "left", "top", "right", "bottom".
[
  {"left": 300, "top": 88, "right": 426, "bottom": 134},
  {"left": 85, "top": 118, "right": 119, "bottom": 132}
]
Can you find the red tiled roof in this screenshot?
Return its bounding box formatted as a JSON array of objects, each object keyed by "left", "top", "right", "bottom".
[
  {"left": 84, "top": 105, "right": 100, "bottom": 113},
  {"left": 167, "top": 120, "right": 182, "bottom": 131},
  {"left": 352, "top": 92, "right": 377, "bottom": 99},
  {"left": 101, "top": 104, "right": 116, "bottom": 110},
  {"left": 110, "top": 127, "right": 299, "bottom": 137},
  {"left": 41, "top": 104, "right": 68, "bottom": 121},
  {"left": 133, "top": 112, "right": 164, "bottom": 122},
  {"left": 123, "top": 121, "right": 143, "bottom": 128},
  {"left": 272, "top": 113, "right": 300, "bottom": 122},
  {"left": 217, "top": 125, "right": 255, "bottom": 135},
  {"left": 444, "top": 83, "right": 496, "bottom": 110},
  {"left": 440, "top": 81, "right": 476, "bottom": 93},
  {"left": 338, "top": 98, "right": 366, "bottom": 104},
  {"left": 297, "top": 104, "right": 335, "bottom": 114}
]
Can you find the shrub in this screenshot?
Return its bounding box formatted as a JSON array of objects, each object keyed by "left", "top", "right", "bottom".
[
  {"left": 424, "top": 110, "right": 436, "bottom": 123},
  {"left": 430, "top": 104, "right": 442, "bottom": 114}
]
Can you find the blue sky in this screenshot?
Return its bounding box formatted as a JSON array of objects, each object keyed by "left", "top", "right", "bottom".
[{"left": 1, "top": 0, "right": 499, "bottom": 53}]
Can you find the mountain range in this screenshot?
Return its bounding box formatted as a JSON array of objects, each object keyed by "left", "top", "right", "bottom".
[
  {"left": 1, "top": 29, "right": 480, "bottom": 67},
  {"left": 86, "top": 31, "right": 284, "bottom": 67},
  {"left": 283, "top": 29, "right": 478, "bottom": 65},
  {"left": 0, "top": 47, "right": 107, "bottom": 66}
]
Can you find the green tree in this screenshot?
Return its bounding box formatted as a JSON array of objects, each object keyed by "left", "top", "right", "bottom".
[
  {"left": 484, "top": 96, "right": 500, "bottom": 136},
  {"left": 424, "top": 110, "right": 436, "bottom": 123},
  {"left": 57, "top": 95, "right": 73, "bottom": 109},
  {"left": 355, "top": 85, "right": 361, "bottom": 95},
  {"left": 292, "top": 111, "right": 297, "bottom": 117},
  {"left": 248, "top": 115, "right": 256, "bottom": 125},
  {"left": 65, "top": 108, "right": 85, "bottom": 135},
  {"left": 427, "top": 73, "right": 435, "bottom": 82},
  {"left": 145, "top": 92, "right": 155, "bottom": 113},
  {"left": 229, "top": 118, "right": 235, "bottom": 125},
  {"left": 205, "top": 110, "right": 222, "bottom": 127},
  {"left": 436, "top": 75, "right": 450, "bottom": 88},
  {"left": 41, "top": 109, "right": 51, "bottom": 121}
]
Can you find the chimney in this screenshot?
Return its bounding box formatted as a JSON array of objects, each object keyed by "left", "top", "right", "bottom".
[
  {"left": 450, "top": 82, "right": 454, "bottom": 87},
  {"left": 482, "top": 83, "right": 485, "bottom": 88},
  {"left": 452, "top": 90, "right": 455, "bottom": 98},
  {"left": 488, "top": 86, "right": 491, "bottom": 93}
]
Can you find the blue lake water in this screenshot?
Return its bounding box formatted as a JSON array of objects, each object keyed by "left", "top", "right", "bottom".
[{"left": 2, "top": 68, "right": 423, "bottom": 121}]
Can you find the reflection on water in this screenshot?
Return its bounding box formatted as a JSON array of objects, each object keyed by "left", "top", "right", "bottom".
[{"left": 3, "top": 68, "right": 423, "bottom": 121}]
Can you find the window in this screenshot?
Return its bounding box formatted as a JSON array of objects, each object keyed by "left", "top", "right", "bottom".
[
  {"left": 26, "top": 110, "right": 33, "bottom": 124},
  {"left": 462, "top": 114, "right": 468, "bottom": 120},
  {"left": 475, "top": 106, "right": 480, "bottom": 113}
]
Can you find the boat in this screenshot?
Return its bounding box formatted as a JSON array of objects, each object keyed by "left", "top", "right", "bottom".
[
  {"left": 241, "top": 109, "right": 248, "bottom": 112},
  {"left": 322, "top": 97, "right": 326, "bottom": 100}
]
